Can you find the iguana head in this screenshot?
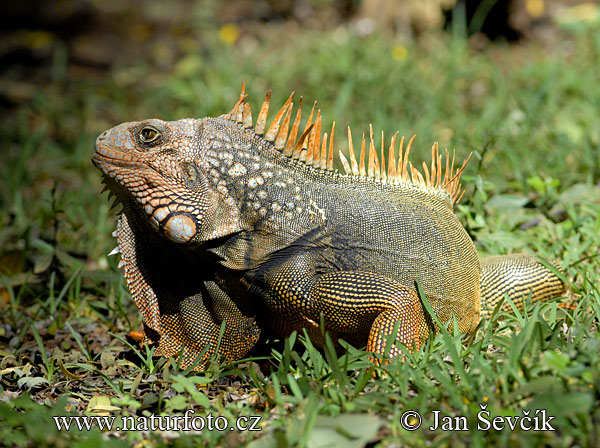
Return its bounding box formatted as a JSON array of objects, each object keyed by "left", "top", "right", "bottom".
[{"left": 92, "top": 117, "right": 248, "bottom": 244}]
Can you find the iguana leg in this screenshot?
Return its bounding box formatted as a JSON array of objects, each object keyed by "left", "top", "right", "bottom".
[
  {"left": 174, "top": 282, "right": 260, "bottom": 369},
  {"left": 267, "top": 266, "right": 424, "bottom": 360},
  {"left": 117, "top": 213, "right": 259, "bottom": 370},
  {"left": 313, "top": 271, "right": 423, "bottom": 359},
  {"left": 149, "top": 285, "right": 260, "bottom": 370}
]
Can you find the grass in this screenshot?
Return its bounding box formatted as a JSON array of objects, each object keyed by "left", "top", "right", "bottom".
[{"left": 1, "top": 5, "right": 599, "bottom": 447}]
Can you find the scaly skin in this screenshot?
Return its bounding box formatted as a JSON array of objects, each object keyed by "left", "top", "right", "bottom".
[{"left": 93, "top": 88, "right": 564, "bottom": 369}]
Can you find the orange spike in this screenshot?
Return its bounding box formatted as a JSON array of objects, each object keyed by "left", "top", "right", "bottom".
[
  {"left": 327, "top": 122, "right": 335, "bottom": 171},
  {"left": 435, "top": 144, "right": 442, "bottom": 187},
  {"left": 284, "top": 97, "right": 303, "bottom": 157},
  {"left": 294, "top": 101, "right": 316, "bottom": 159},
  {"left": 306, "top": 111, "right": 320, "bottom": 165},
  {"left": 255, "top": 90, "right": 272, "bottom": 135},
  {"left": 339, "top": 150, "right": 351, "bottom": 174},
  {"left": 359, "top": 133, "right": 366, "bottom": 176},
  {"left": 397, "top": 136, "right": 405, "bottom": 180},
  {"left": 275, "top": 103, "right": 293, "bottom": 150},
  {"left": 403, "top": 135, "right": 415, "bottom": 181},
  {"left": 444, "top": 149, "right": 451, "bottom": 185},
  {"left": 380, "top": 130, "right": 386, "bottom": 180},
  {"left": 445, "top": 152, "right": 472, "bottom": 188},
  {"left": 422, "top": 161, "right": 431, "bottom": 186},
  {"left": 388, "top": 132, "right": 398, "bottom": 179},
  {"left": 266, "top": 92, "right": 294, "bottom": 141},
  {"left": 347, "top": 127, "right": 359, "bottom": 175},
  {"left": 304, "top": 102, "right": 317, "bottom": 134},
  {"left": 368, "top": 124, "right": 380, "bottom": 179},
  {"left": 236, "top": 95, "right": 246, "bottom": 123},
  {"left": 242, "top": 102, "right": 253, "bottom": 128},
  {"left": 293, "top": 123, "right": 314, "bottom": 159},
  {"left": 368, "top": 126, "right": 374, "bottom": 177},
  {"left": 230, "top": 101, "right": 240, "bottom": 121},
  {"left": 228, "top": 81, "right": 246, "bottom": 118},
  {"left": 409, "top": 162, "right": 424, "bottom": 183},
  {"left": 312, "top": 111, "right": 322, "bottom": 165},
  {"left": 429, "top": 144, "right": 436, "bottom": 186},
  {"left": 436, "top": 146, "right": 442, "bottom": 184},
  {"left": 320, "top": 133, "right": 328, "bottom": 170}
]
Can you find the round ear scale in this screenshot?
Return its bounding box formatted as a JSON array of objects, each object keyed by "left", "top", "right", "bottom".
[{"left": 226, "top": 82, "right": 471, "bottom": 204}]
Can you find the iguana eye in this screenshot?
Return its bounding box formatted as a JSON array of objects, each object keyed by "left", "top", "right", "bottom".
[{"left": 139, "top": 126, "right": 160, "bottom": 144}]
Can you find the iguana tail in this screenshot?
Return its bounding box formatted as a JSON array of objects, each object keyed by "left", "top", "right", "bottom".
[{"left": 479, "top": 254, "right": 566, "bottom": 318}]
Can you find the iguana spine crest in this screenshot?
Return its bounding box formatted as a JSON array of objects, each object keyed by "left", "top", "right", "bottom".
[{"left": 225, "top": 82, "right": 470, "bottom": 203}]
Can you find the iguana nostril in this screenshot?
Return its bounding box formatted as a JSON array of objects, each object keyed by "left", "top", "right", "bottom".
[{"left": 96, "top": 130, "right": 109, "bottom": 142}]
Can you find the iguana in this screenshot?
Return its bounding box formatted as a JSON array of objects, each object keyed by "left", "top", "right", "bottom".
[{"left": 92, "top": 84, "right": 565, "bottom": 369}]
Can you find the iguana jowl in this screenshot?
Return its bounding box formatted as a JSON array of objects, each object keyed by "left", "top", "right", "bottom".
[{"left": 93, "top": 85, "right": 565, "bottom": 369}]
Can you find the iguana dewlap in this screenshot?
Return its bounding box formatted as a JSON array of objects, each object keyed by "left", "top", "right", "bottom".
[{"left": 93, "top": 85, "right": 565, "bottom": 369}]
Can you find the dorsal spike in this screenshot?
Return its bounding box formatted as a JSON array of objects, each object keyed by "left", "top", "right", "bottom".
[
  {"left": 230, "top": 101, "right": 240, "bottom": 121},
  {"left": 380, "top": 130, "right": 386, "bottom": 180},
  {"left": 304, "top": 102, "right": 317, "bottom": 133},
  {"left": 430, "top": 143, "right": 436, "bottom": 187},
  {"left": 274, "top": 104, "right": 293, "bottom": 150},
  {"left": 227, "top": 81, "right": 246, "bottom": 119},
  {"left": 311, "top": 111, "right": 322, "bottom": 165},
  {"left": 284, "top": 97, "right": 303, "bottom": 157},
  {"left": 306, "top": 124, "right": 315, "bottom": 165},
  {"left": 359, "top": 133, "right": 366, "bottom": 176},
  {"left": 339, "top": 149, "right": 351, "bottom": 174},
  {"left": 388, "top": 132, "right": 398, "bottom": 179},
  {"left": 368, "top": 125, "right": 376, "bottom": 178},
  {"left": 422, "top": 161, "right": 431, "bottom": 186},
  {"left": 397, "top": 136, "right": 404, "bottom": 181},
  {"left": 228, "top": 88, "right": 473, "bottom": 204},
  {"left": 403, "top": 135, "right": 415, "bottom": 181},
  {"left": 255, "top": 90, "right": 272, "bottom": 135},
  {"left": 294, "top": 101, "right": 316, "bottom": 159},
  {"left": 306, "top": 112, "right": 319, "bottom": 165},
  {"left": 242, "top": 103, "right": 253, "bottom": 128},
  {"left": 293, "top": 123, "right": 315, "bottom": 158},
  {"left": 327, "top": 122, "right": 335, "bottom": 171},
  {"left": 446, "top": 149, "right": 456, "bottom": 185},
  {"left": 373, "top": 127, "right": 380, "bottom": 180},
  {"left": 347, "top": 127, "right": 359, "bottom": 176},
  {"left": 320, "top": 132, "right": 328, "bottom": 170},
  {"left": 436, "top": 145, "right": 443, "bottom": 187},
  {"left": 266, "top": 92, "right": 294, "bottom": 141},
  {"left": 445, "top": 152, "right": 472, "bottom": 202},
  {"left": 444, "top": 149, "right": 450, "bottom": 185},
  {"left": 236, "top": 95, "right": 246, "bottom": 123},
  {"left": 409, "top": 162, "right": 424, "bottom": 183}
]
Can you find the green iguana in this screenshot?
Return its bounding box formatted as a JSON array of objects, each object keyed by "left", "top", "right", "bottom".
[{"left": 92, "top": 84, "right": 565, "bottom": 369}]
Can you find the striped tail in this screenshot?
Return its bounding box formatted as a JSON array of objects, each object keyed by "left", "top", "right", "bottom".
[{"left": 479, "top": 254, "right": 566, "bottom": 318}]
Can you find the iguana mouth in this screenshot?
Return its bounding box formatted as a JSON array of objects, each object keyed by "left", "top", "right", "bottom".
[{"left": 92, "top": 149, "right": 146, "bottom": 171}]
